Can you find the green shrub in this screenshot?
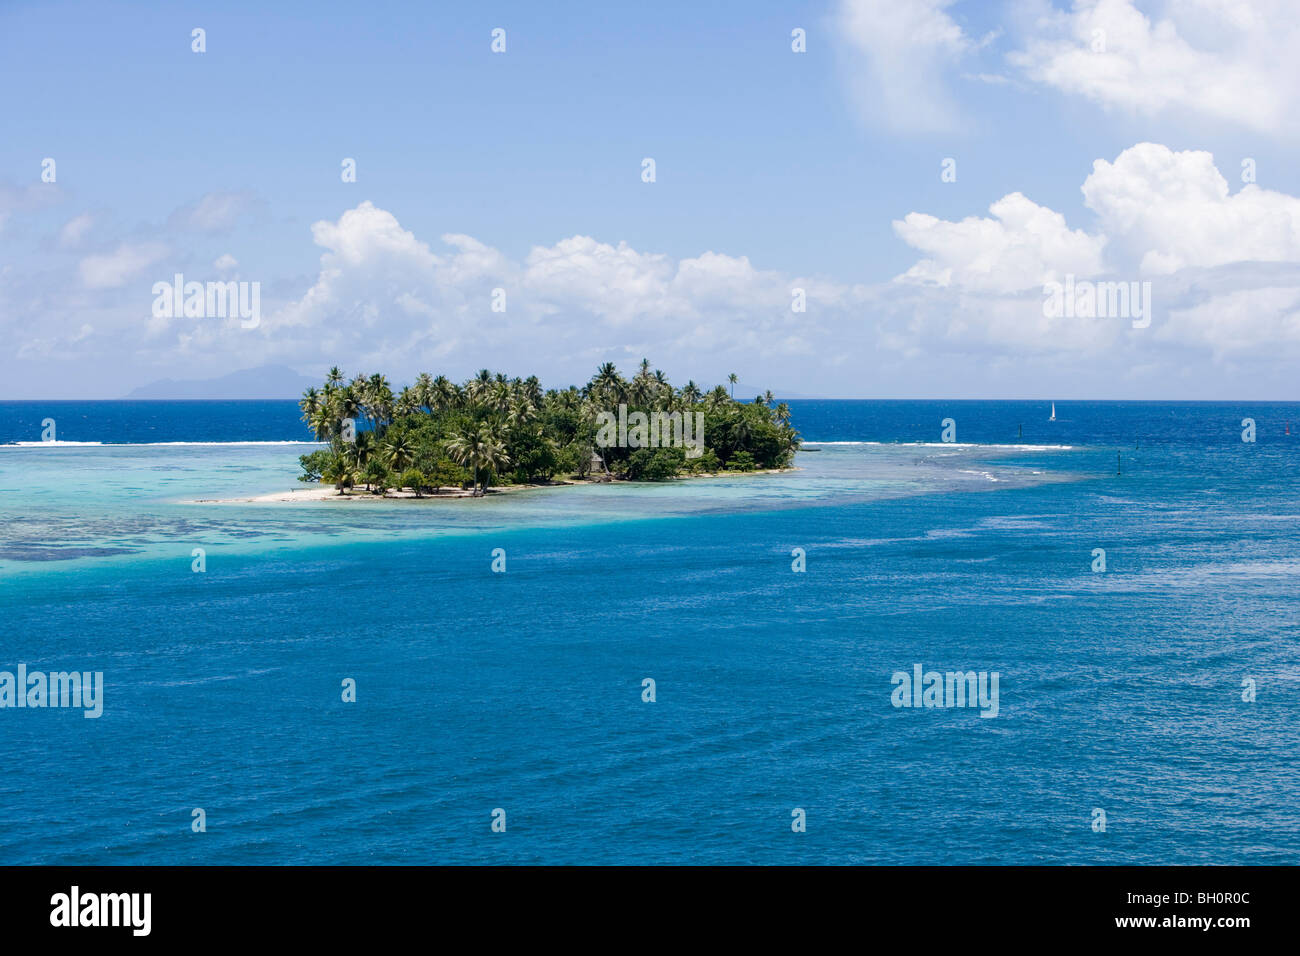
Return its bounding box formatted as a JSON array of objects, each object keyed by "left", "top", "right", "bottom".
[
  {"left": 684, "top": 448, "right": 719, "bottom": 474},
  {"left": 298, "top": 449, "right": 332, "bottom": 482},
  {"left": 398, "top": 468, "right": 426, "bottom": 494},
  {"left": 363, "top": 460, "right": 391, "bottom": 493},
  {"left": 627, "top": 446, "right": 685, "bottom": 480},
  {"left": 728, "top": 450, "right": 757, "bottom": 471},
  {"left": 424, "top": 459, "right": 470, "bottom": 492}
]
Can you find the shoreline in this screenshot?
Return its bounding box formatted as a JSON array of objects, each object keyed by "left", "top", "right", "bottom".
[{"left": 189, "top": 467, "right": 794, "bottom": 504}]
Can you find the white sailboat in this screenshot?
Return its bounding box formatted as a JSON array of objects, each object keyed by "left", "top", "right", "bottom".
[{"left": 1049, "top": 402, "right": 1056, "bottom": 421}]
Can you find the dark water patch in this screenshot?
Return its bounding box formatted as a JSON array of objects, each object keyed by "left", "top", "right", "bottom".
[{"left": 0, "top": 545, "right": 141, "bottom": 561}]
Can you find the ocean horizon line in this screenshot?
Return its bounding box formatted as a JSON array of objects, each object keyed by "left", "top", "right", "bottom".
[{"left": 2, "top": 396, "right": 1300, "bottom": 403}]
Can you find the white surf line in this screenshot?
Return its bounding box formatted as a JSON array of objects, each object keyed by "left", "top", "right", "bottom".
[{"left": 801, "top": 441, "right": 1076, "bottom": 450}]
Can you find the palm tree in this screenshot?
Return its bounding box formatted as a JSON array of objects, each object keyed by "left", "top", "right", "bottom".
[
  {"left": 363, "top": 459, "right": 390, "bottom": 495},
  {"left": 468, "top": 369, "right": 494, "bottom": 402},
  {"left": 412, "top": 372, "right": 434, "bottom": 413},
  {"left": 309, "top": 407, "right": 335, "bottom": 445},
  {"left": 653, "top": 370, "right": 670, "bottom": 403},
  {"left": 727, "top": 373, "right": 738, "bottom": 398},
  {"left": 591, "top": 362, "right": 623, "bottom": 403},
  {"left": 430, "top": 375, "right": 455, "bottom": 411},
  {"left": 366, "top": 373, "right": 394, "bottom": 435},
  {"left": 351, "top": 430, "right": 375, "bottom": 476},
  {"left": 506, "top": 399, "right": 536, "bottom": 431},
  {"left": 477, "top": 433, "right": 510, "bottom": 494},
  {"left": 336, "top": 385, "right": 362, "bottom": 435},
  {"left": 521, "top": 375, "right": 543, "bottom": 407},
  {"left": 488, "top": 380, "right": 512, "bottom": 415},
  {"left": 383, "top": 434, "right": 415, "bottom": 472},
  {"left": 299, "top": 387, "right": 324, "bottom": 439},
  {"left": 445, "top": 426, "right": 510, "bottom": 496},
  {"left": 554, "top": 386, "right": 582, "bottom": 414},
  {"left": 780, "top": 425, "right": 800, "bottom": 462},
  {"left": 320, "top": 452, "right": 352, "bottom": 495},
  {"left": 395, "top": 386, "right": 418, "bottom": 418}
]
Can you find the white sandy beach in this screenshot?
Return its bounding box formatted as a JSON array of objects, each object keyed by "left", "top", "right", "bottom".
[{"left": 190, "top": 468, "right": 793, "bottom": 504}]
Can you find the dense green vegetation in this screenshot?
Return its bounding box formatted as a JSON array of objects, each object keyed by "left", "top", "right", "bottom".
[{"left": 298, "top": 361, "right": 800, "bottom": 496}]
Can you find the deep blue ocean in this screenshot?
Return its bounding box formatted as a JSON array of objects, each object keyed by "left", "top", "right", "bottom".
[
  {"left": 2, "top": 397, "right": 1297, "bottom": 447},
  {"left": 1, "top": 399, "right": 1297, "bottom": 864}
]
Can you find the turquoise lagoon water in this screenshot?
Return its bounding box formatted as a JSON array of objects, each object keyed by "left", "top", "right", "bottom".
[{"left": 0, "top": 400, "right": 1297, "bottom": 864}]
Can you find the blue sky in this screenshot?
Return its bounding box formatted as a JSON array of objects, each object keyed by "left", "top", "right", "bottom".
[{"left": 3, "top": 0, "right": 1300, "bottom": 398}]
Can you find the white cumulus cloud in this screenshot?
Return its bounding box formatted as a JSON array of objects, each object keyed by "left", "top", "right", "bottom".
[
  {"left": 894, "top": 192, "right": 1107, "bottom": 292},
  {"left": 1009, "top": 0, "right": 1300, "bottom": 132}
]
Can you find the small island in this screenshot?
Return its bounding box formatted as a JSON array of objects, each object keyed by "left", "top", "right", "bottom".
[{"left": 295, "top": 361, "right": 800, "bottom": 497}]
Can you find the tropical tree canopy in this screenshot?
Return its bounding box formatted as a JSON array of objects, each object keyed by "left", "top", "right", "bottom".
[{"left": 299, "top": 361, "right": 799, "bottom": 492}]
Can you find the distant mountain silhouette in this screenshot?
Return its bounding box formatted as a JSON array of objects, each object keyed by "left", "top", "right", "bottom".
[
  {"left": 121, "top": 368, "right": 830, "bottom": 401},
  {"left": 122, "top": 365, "right": 318, "bottom": 400}
]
